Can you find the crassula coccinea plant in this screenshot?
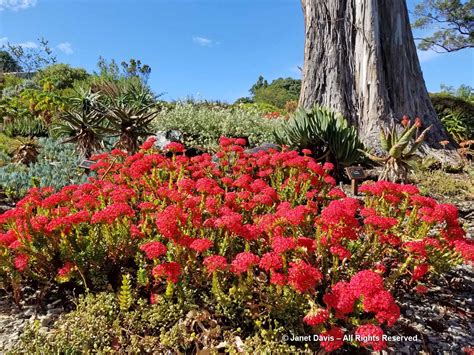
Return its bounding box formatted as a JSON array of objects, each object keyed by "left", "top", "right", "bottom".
[{"left": 0, "top": 137, "right": 472, "bottom": 352}]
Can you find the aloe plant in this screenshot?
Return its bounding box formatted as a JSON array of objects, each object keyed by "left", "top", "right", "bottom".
[
  {"left": 274, "top": 106, "right": 363, "bottom": 169},
  {"left": 51, "top": 88, "right": 107, "bottom": 158},
  {"left": 100, "top": 81, "right": 157, "bottom": 153},
  {"left": 361, "top": 120, "right": 431, "bottom": 182}
]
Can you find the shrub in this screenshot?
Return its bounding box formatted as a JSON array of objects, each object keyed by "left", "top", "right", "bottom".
[
  {"left": 0, "top": 137, "right": 472, "bottom": 352},
  {"left": 153, "top": 104, "right": 283, "bottom": 152},
  {"left": 33, "top": 63, "right": 90, "bottom": 90},
  {"left": 237, "top": 102, "right": 283, "bottom": 115},
  {"left": 439, "top": 108, "right": 473, "bottom": 142},
  {"left": 430, "top": 93, "right": 474, "bottom": 141}
]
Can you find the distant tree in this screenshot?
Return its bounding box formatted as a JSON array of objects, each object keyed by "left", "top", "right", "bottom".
[
  {"left": 250, "top": 77, "right": 301, "bottom": 109},
  {"left": 34, "top": 63, "right": 90, "bottom": 90},
  {"left": 412, "top": 0, "right": 474, "bottom": 52},
  {"left": 96, "top": 57, "right": 152, "bottom": 84},
  {"left": 96, "top": 57, "right": 122, "bottom": 81},
  {"left": 121, "top": 59, "right": 151, "bottom": 83},
  {"left": 2, "top": 38, "right": 56, "bottom": 73},
  {"left": 249, "top": 75, "right": 268, "bottom": 96},
  {"left": 439, "top": 84, "right": 473, "bottom": 99},
  {"left": 0, "top": 50, "right": 21, "bottom": 73},
  {"left": 234, "top": 96, "right": 254, "bottom": 104}
]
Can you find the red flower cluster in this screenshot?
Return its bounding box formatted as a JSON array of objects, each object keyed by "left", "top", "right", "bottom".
[
  {"left": 152, "top": 262, "right": 181, "bottom": 283},
  {"left": 140, "top": 241, "right": 167, "bottom": 259},
  {"left": 0, "top": 136, "right": 470, "bottom": 353}
]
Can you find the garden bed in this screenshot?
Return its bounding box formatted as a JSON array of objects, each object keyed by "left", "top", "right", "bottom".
[{"left": 0, "top": 139, "right": 473, "bottom": 354}]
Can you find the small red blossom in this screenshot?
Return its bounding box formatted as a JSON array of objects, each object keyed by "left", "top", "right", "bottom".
[
  {"left": 401, "top": 115, "right": 410, "bottom": 127},
  {"left": 272, "top": 236, "right": 296, "bottom": 254},
  {"left": 355, "top": 324, "right": 387, "bottom": 351},
  {"left": 203, "top": 255, "right": 227, "bottom": 273},
  {"left": 415, "top": 285, "right": 428, "bottom": 294},
  {"left": 259, "top": 252, "right": 283, "bottom": 271},
  {"left": 57, "top": 262, "right": 75, "bottom": 277},
  {"left": 140, "top": 137, "right": 157, "bottom": 150},
  {"left": 303, "top": 308, "right": 329, "bottom": 326},
  {"left": 140, "top": 241, "right": 167, "bottom": 259},
  {"left": 270, "top": 272, "right": 287, "bottom": 286},
  {"left": 320, "top": 327, "right": 344, "bottom": 352},
  {"left": 164, "top": 142, "right": 185, "bottom": 153},
  {"left": 288, "top": 260, "right": 322, "bottom": 293},
  {"left": 412, "top": 264, "right": 429, "bottom": 281},
  {"left": 14, "top": 254, "right": 29, "bottom": 272},
  {"left": 231, "top": 252, "right": 260, "bottom": 275},
  {"left": 152, "top": 262, "right": 182, "bottom": 283},
  {"left": 414, "top": 117, "right": 423, "bottom": 128},
  {"left": 190, "top": 238, "right": 213, "bottom": 253}
]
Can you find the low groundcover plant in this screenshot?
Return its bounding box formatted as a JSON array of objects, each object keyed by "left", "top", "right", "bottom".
[{"left": 0, "top": 137, "right": 472, "bottom": 352}]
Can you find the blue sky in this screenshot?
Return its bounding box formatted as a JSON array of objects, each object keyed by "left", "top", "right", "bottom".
[{"left": 1, "top": 0, "right": 473, "bottom": 102}]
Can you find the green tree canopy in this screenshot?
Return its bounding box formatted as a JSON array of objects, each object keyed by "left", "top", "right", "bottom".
[
  {"left": 34, "top": 63, "right": 90, "bottom": 90},
  {"left": 0, "top": 50, "right": 21, "bottom": 73},
  {"left": 249, "top": 76, "right": 301, "bottom": 109},
  {"left": 412, "top": 0, "right": 474, "bottom": 52}
]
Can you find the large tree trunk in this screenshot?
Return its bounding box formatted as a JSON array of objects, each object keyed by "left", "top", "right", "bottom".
[{"left": 299, "top": 0, "right": 450, "bottom": 150}]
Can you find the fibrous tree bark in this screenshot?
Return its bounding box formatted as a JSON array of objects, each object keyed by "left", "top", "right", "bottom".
[{"left": 299, "top": 0, "right": 451, "bottom": 149}]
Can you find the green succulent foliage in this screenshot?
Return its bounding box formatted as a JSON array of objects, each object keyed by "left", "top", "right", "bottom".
[
  {"left": 274, "top": 106, "right": 363, "bottom": 167},
  {"left": 118, "top": 274, "right": 134, "bottom": 312},
  {"left": 99, "top": 81, "right": 157, "bottom": 153},
  {"left": 1, "top": 113, "right": 48, "bottom": 137},
  {"left": 0, "top": 138, "right": 88, "bottom": 199},
  {"left": 439, "top": 109, "right": 472, "bottom": 142},
  {"left": 51, "top": 88, "right": 107, "bottom": 158},
  {"left": 430, "top": 92, "right": 474, "bottom": 141},
  {"left": 361, "top": 122, "right": 432, "bottom": 182}
]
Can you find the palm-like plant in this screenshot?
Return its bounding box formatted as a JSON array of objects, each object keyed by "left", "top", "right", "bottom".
[
  {"left": 100, "top": 81, "right": 157, "bottom": 153},
  {"left": 274, "top": 106, "right": 363, "bottom": 169},
  {"left": 360, "top": 119, "right": 431, "bottom": 182},
  {"left": 52, "top": 88, "right": 107, "bottom": 158}
]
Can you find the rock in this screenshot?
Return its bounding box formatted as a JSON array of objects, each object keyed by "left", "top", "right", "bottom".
[
  {"left": 153, "top": 130, "right": 184, "bottom": 150},
  {"left": 244, "top": 143, "right": 280, "bottom": 155}
]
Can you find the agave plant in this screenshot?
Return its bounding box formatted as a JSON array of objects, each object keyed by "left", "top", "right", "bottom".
[
  {"left": 100, "top": 81, "right": 157, "bottom": 153},
  {"left": 51, "top": 88, "right": 107, "bottom": 158},
  {"left": 274, "top": 106, "right": 363, "bottom": 170},
  {"left": 360, "top": 119, "right": 431, "bottom": 182}
]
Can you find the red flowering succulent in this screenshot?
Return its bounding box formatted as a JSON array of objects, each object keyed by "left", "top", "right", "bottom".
[{"left": 0, "top": 137, "right": 471, "bottom": 353}]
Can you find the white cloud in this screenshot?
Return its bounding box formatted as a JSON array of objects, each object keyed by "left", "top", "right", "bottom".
[
  {"left": 0, "top": 37, "right": 8, "bottom": 46},
  {"left": 0, "top": 0, "right": 37, "bottom": 11},
  {"left": 57, "top": 42, "right": 73, "bottom": 55},
  {"left": 417, "top": 49, "right": 441, "bottom": 63},
  {"left": 192, "top": 36, "right": 216, "bottom": 47}
]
